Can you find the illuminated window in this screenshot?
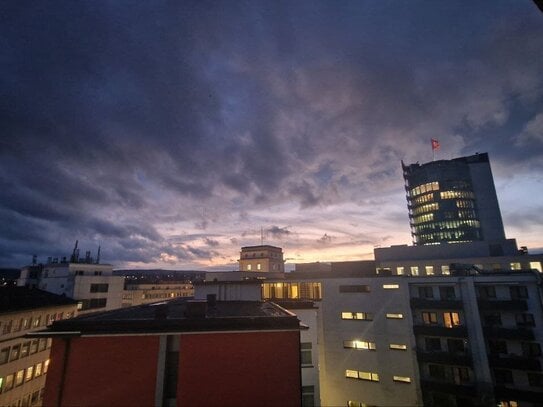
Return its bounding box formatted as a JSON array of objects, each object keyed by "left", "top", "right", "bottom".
[
  {"left": 386, "top": 313, "right": 403, "bottom": 319},
  {"left": 389, "top": 344, "right": 407, "bottom": 350},
  {"left": 345, "top": 369, "right": 359, "bottom": 378},
  {"left": 257, "top": 263, "right": 261, "bottom": 270},
  {"left": 443, "top": 312, "right": 460, "bottom": 328},
  {"left": 341, "top": 312, "right": 373, "bottom": 321},
  {"left": 35, "top": 362, "right": 43, "bottom": 377},
  {"left": 510, "top": 262, "right": 521, "bottom": 271},
  {"left": 344, "top": 340, "right": 376, "bottom": 350},
  {"left": 529, "top": 262, "right": 542, "bottom": 273},
  {"left": 25, "top": 366, "right": 34, "bottom": 382},
  {"left": 410, "top": 266, "right": 419, "bottom": 276},
  {"left": 497, "top": 402, "right": 518, "bottom": 407},
  {"left": 425, "top": 266, "right": 434, "bottom": 275},
  {"left": 358, "top": 371, "right": 379, "bottom": 382},
  {"left": 4, "top": 374, "right": 13, "bottom": 391},
  {"left": 383, "top": 284, "right": 399, "bottom": 289},
  {"left": 15, "top": 369, "right": 24, "bottom": 386},
  {"left": 44, "top": 359, "right": 50, "bottom": 373},
  {"left": 396, "top": 267, "right": 404, "bottom": 275},
  {"left": 393, "top": 375, "right": 411, "bottom": 383},
  {"left": 422, "top": 312, "right": 437, "bottom": 325},
  {"left": 247, "top": 264, "right": 252, "bottom": 271}
]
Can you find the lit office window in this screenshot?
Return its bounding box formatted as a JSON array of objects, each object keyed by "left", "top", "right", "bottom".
[
  {"left": 410, "top": 266, "right": 419, "bottom": 276},
  {"left": 344, "top": 340, "right": 376, "bottom": 350},
  {"left": 425, "top": 266, "right": 434, "bottom": 275},
  {"left": 396, "top": 267, "right": 404, "bottom": 275},
  {"left": 383, "top": 284, "right": 399, "bottom": 289},
  {"left": 510, "top": 263, "right": 521, "bottom": 271},
  {"left": 422, "top": 312, "right": 438, "bottom": 325},
  {"left": 393, "top": 375, "right": 411, "bottom": 383},
  {"left": 341, "top": 312, "right": 373, "bottom": 321},
  {"left": 443, "top": 312, "right": 460, "bottom": 328},
  {"left": 358, "top": 371, "right": 380, "bottom": 382},
  {"left": 389, "top": 344, "right": 407, "bottom": 350},
  {"left": 529, "top": 262, "right": 542, "bottom": 273},
  {"left": 441, "top": 265, "right": 450, "bottom": 275},
  {"left": 386, "top": 313, "right": 403, "bottom": 319}
]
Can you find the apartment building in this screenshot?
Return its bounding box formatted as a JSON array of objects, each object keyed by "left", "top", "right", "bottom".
[{"left": 0, "top": 287, "right": 78, "bottom": 407}]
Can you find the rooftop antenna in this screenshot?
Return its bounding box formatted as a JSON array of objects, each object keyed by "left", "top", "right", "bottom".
[
  {"left": 71, "top": 240, "right": 79, "bottom": 263},
  {"left": 96, "top": 245, "right": 101, "bottom": 264}
]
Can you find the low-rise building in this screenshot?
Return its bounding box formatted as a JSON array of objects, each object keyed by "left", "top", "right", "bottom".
[{"left": 38, "top": 297, "right": 303, "bottom": 407}]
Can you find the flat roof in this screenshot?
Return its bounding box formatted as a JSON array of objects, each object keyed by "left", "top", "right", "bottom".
[
  {"left": 0, "top": 287, "right": 78, "bottom": 313},
  {"left": 241, "top": 245, "right": 283, "bottom": 251},
  {"left": 36, "top": 298, "right": 300, "bottom": 336}
]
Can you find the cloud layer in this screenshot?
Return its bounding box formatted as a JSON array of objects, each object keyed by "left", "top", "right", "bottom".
[{"left": 1, "top": 1, "right": 543, "bottom": 268}]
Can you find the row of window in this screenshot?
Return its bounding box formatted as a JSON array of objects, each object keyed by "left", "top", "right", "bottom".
[
  {"left": 0, "top": 359, "right": 50, "bottom": 394},
  {"left": 423, "top": 337, "right": 466, "bottom": 353},
  {"left": 344, "top": 341, "right": 408, "bottom": 351},
  {"left": 411, "top": 202, "right": 439, "bottom": 216},
  {"left": 409, "top": 182, "right": 440, "bottom": 197},
  {"left": 78, "top": 298, "right": 107, "bottom": 310},
  {"left": 427, "top": 364, "right": 469, "bottom": 384},
  {"left": 483, "top": 312, "right": 535, "bottom": 328},
  {"left": 488, "top": 339, "right": 541, "bottom": 357},
  {"left": 477, "top": 285, "right": 529, "bottom": 300},
  {"left": 412, "top": 192, "right": 435, "bottom": 205},
  {"left": 0, "top": 338, "right": 51, "bottom": 365},
  {"left": 418, "top": 285, "right": 456, "bottom": 299},
  {"left": 89, "top": 283, "right": 109, "bottom": 293},
  {"left": 346, "top": 370, "right": 411, "bottom": 383},
  {"left": 339, "top": 284, "right": 400, "bottom": 293},
  {"left": 389, "top": 262, "right": 541, "bottom": 276},
  {"left": 494, "top": 369, "right": 543, "bottom": 387},
  {"left": 421, "top": 311, "right": 461, "bottom": 328},
  {"left": 440, "top": 190, "right": 475, "bottom": 200},
  {"left": 74, "top": 270, "right": 103, "bottom": 276},
  {"left": 341, "top": 312, "right": 404, "bottom": 320},
  {"left": 4, "top": 388, "right": 44, "bottom": 407},
  {"left": 1, "top": 311, "right": 72, "bottom": 336},
  {"left": 262, "top": 282, "right": 322, "bottom": 300},
  {"left": 396, "top": 265, "right": 450, "bottom": 276},
  {"left": 414, "top": 219, "right": 481, "bottom": 232}
]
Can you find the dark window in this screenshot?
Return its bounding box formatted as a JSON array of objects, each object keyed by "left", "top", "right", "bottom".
[
  {"left": 447, "top": 338, "right": 466, "bottom": 353},
  {"left": 483, "top": 312, "right": 502, "bottom": 327},
  {"left": 515, "top": 313, "right": 535, "bottom": 327},
  {"left": 439, "top": 286, "right": 456, "bottom": 300},
  {"left": 10, "top": 345, "right": 20, "bottom": 361},
  {"left": 478, "top": 286, "right": 496, "bottom": 299},
  {"left": 488, "top": 339, "right": 507, "bottom": 355},
  {"left": 301, "top": 386, "right": 315, "bottom": 407},
  {"left": 429, "top": 364, "right": 446, "bottom": 379},
  {"left": 301, "top": 343, "right": 312, "bottom": 366},
  {"left": 452, "top": 367, "right": 470, "bottom": 384},
  {"left": 522, "top": 342, "right": 542, "bottom": 357},
  {"left": 0, "top": 347, "right": 9, "bottom": 364},
  {"left": 510, "top": 286, "right": 528, "bottom": 300},
  {"left": 425, "top": 337, "right": 441, "bottom": 351},
  {"left": 339, "top": 285, "right": 370, "bottom": 293},
  {"left": 90, "top": 283, "right": 109, "bottom": 293},
  {"left": 528, "top": 373, "right": 543, "bottom": 387},
  {"left": 418, "top": 286, "right": 433, "bottom": 299},
  {"left": 494, "top": 369, "right": 513, "bottom": 384},
  {"left": 81, "top": 298, "right": 108, "bottom": 310}
]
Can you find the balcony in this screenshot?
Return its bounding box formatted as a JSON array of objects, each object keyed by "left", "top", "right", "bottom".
[
  {"left": 494, "top": 386, "right": 543, "bottom": 403},
  {"left": 417, "top": 350, "right": 472, "bottom": 366},
  {"left": 482, "top": 326, "right": 534, "bottom": 340},
  {"left": 420, "top": 380, "right": 476, "bottom": 397},
  {"left": 488, "top": 354, "right": 541, "bottom": 371},
  {"left": 477, "top": 299, "right": 528, "bottom": 311},
  {"left": 410, "top": 298, "right": 463, "bottom": 310},
  {"left": 414, "top": 325, "right": 468, "bottom": 337}
]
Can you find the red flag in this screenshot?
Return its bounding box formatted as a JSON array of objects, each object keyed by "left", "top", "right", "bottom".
[{"left": 431, "top": 138, "right": 440, "bottom": 151}]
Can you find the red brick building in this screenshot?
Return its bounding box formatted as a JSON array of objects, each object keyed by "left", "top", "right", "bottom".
[{"left": 38, "top": 297, "right": 302, "bottom": 407}]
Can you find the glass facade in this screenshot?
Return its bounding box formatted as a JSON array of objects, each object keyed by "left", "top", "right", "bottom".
[{"left": 403, "top": 156, "right": 484, "bottom": 245}]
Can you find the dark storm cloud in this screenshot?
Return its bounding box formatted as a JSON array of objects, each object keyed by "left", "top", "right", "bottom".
[{"left": 1, "top": 1, "right": 542, "bottom": 266}]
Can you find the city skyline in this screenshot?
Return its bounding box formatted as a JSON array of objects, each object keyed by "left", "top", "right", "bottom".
[{"left": 1, "top": 1, "right": 543, "bottom": 269}]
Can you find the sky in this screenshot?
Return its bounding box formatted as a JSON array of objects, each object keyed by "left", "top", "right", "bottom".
[{"left": 1, "top": 1, "right": 543, "bottom": 270}]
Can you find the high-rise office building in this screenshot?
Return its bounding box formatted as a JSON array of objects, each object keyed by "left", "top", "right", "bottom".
[{"left": 402, "top": 153, "right": 506, "bottom": 245}]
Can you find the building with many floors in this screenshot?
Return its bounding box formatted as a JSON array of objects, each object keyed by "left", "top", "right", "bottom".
[{"left": 0, "top": 287, "right": 78, "bottom": 407}]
